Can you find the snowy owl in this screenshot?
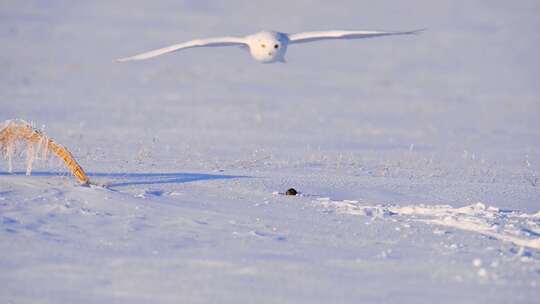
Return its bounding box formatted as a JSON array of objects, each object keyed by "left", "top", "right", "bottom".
[{"left": 117, "top": 29, "right": 423, "bottom": 63}]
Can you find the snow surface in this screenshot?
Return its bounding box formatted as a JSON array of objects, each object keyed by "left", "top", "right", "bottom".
[{"left": 1, "top": 1, "right": 540, "bottom": 303}]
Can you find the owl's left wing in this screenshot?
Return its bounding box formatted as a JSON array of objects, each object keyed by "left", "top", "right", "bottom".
[{"left": 287, "top": 29, "right": 424, "bottom": 45}]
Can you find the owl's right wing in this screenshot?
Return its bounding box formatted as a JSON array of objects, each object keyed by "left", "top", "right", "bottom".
[{"left": 117, "top": 36, "right": 248, "bottom": 62}]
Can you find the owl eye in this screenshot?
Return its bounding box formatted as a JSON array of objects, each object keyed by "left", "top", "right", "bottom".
[
  {"left": 274, "top": 44, "right": 279, "bottom": 49},
  {"left": 261, "top": 44, "right": 266, "bottom": 48}
]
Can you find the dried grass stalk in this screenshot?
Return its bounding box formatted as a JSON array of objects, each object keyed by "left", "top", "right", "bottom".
[{"left": 0, "top": 120, "right": 89, "bottom": 185}]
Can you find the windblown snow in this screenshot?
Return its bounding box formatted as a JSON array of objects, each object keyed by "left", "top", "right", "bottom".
[{"left": 1, "top": 1, "right": 539, "bottom": 303}]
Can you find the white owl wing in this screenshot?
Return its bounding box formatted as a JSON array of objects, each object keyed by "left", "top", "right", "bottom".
[
  {"left": 287, "top": 29, "right": 424, "bottom": 44},
  {"left": 117, "top": 36, "right": 248, "bottom": 62}
]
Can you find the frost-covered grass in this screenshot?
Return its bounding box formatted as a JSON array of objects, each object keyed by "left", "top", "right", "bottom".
[{"left": 1, "top": 1, "right": 540, "bottom": 303}]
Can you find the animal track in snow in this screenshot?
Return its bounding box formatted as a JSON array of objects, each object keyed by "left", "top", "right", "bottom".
[{"left": 317, "top": 198, "right": 540, "bottom": 250}]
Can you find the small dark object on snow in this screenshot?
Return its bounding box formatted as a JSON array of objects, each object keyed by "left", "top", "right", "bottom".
[{"left": 285, "top": 188, "right": 298, "bottom": 196}]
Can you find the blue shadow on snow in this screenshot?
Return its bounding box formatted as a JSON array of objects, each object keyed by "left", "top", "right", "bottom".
[{"left": 0, "top": 171, "right": 247, "bottom": 188}]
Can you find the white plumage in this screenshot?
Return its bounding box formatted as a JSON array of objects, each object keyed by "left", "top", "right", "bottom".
[{"left": 117, "top": 29, "right": 423, "bottom": 64}]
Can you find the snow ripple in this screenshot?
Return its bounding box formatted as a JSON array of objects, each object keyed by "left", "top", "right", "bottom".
[{"left": 317, "top": 199, "right": 540, "bottom": 250}]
